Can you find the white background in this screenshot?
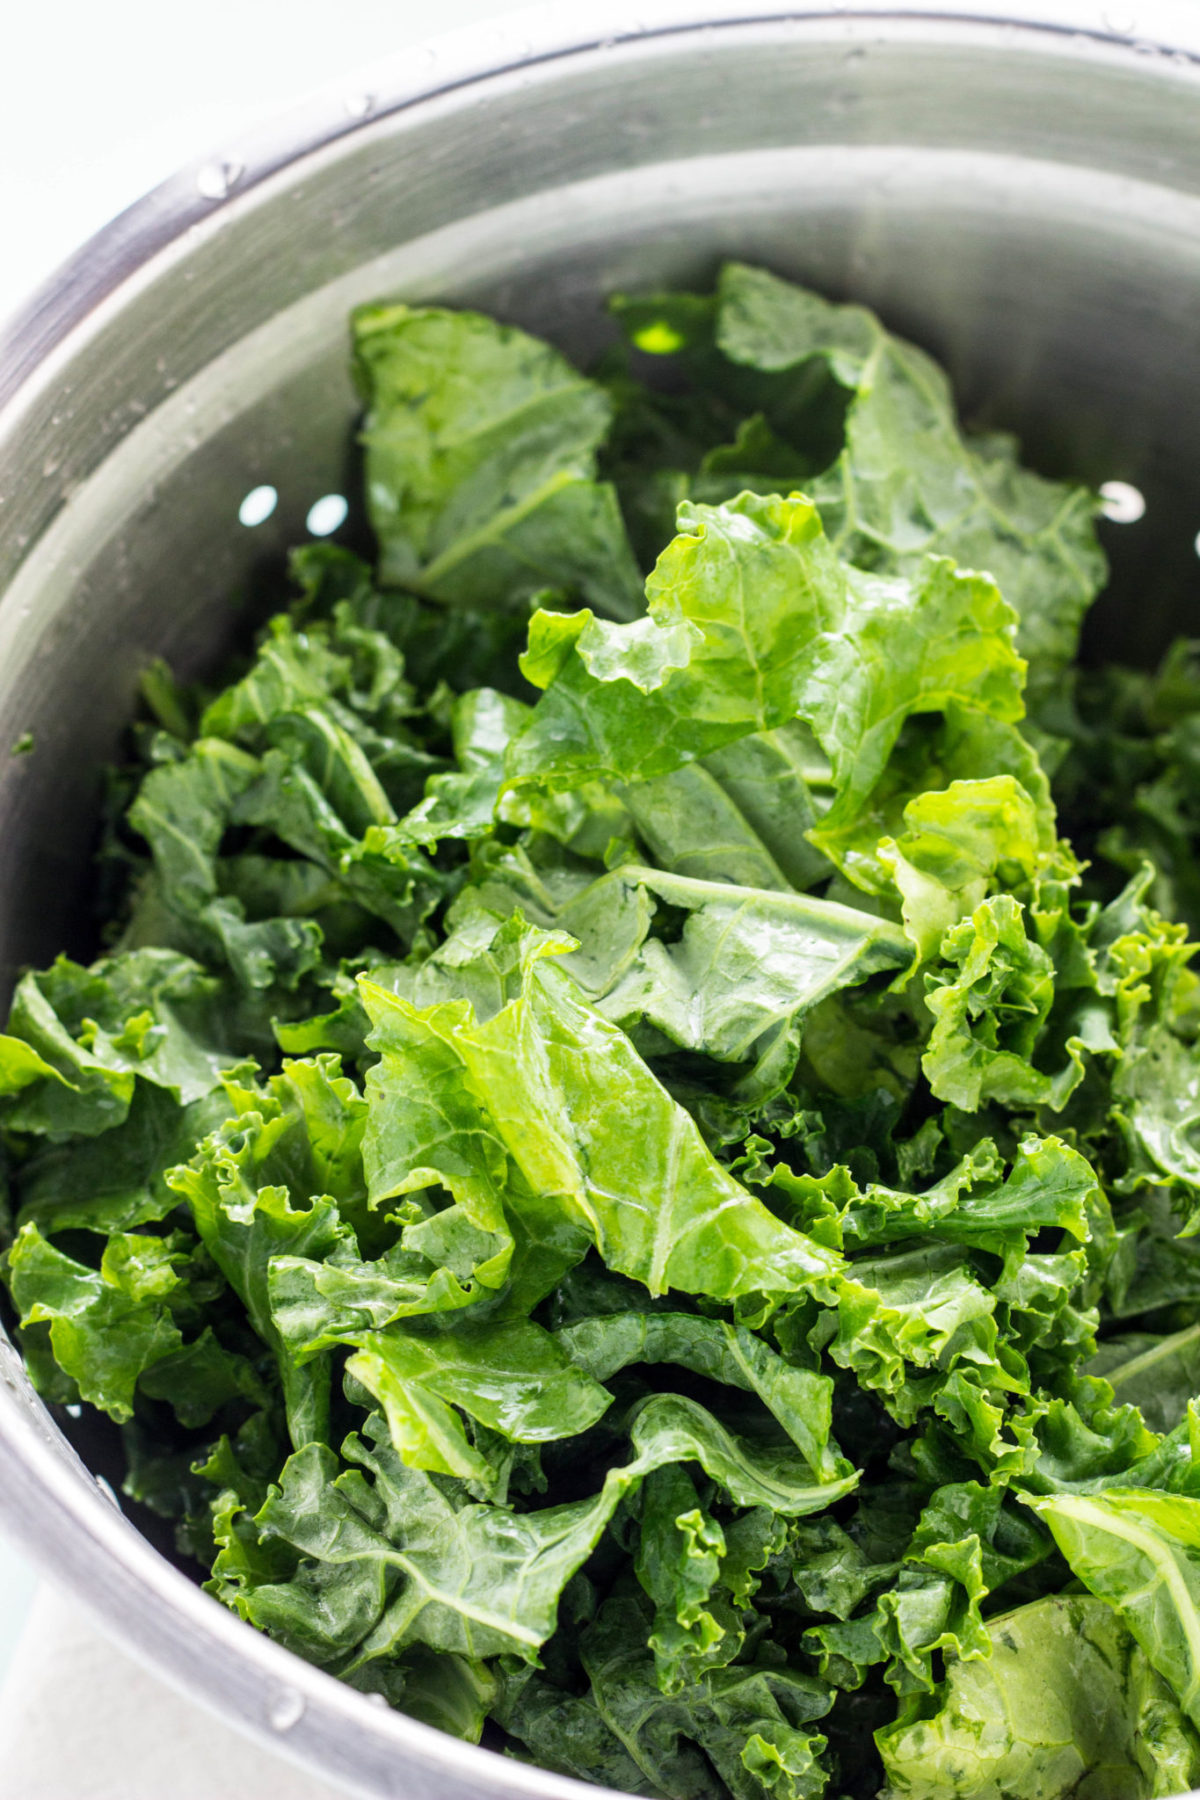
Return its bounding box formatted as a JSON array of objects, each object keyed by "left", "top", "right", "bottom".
[
  {"left": 0, "top": 0, "right": 525, "bottom": 1681},
  {"left": 0, "top": 0, "right": 521, "bottom": 327}
]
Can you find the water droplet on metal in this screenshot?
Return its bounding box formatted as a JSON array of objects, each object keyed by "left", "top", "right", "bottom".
[
  {"left": 365, "top": 1692, "right": 389, "bottom": 1710},
  {"left": 1101, "top": 8, "right": 1135, "bottom": 34},
  {"left": 196, "top": 159, "right": 244, "bottom": 201},
  {"left": 267, "top": 1687, "right": 305, "bottom": 1732},
  {"left": 344, "top": 92, "right": 375, "bottom": 119},
  {"left": 96, "top": 1475, "right": 121, "bottom": 1509}
]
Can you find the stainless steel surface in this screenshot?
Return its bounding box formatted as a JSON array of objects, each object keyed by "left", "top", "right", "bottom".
[{"left": 2, "top": 3, "right": 1200, "bottom": 1795}]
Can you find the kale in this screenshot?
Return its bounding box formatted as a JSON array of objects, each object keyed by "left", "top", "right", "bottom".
[{"left": 7, "top": 268, "right": 1200, "bottom": 1800}]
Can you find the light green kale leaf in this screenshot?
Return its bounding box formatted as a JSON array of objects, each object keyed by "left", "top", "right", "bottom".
[
  {"left": 1113, "top": 1024, "right": 1200, "bottom": 1228},
  {"left": 125, "top": 735, "right": 327, "bottom": 992},
  {"left": 343, "top": 1317, "right": 612, "bottom": 1483},
  {"left": 358, "top": 915, "right": 843, "bottom": 1308},
  {"left": 922, "top": 894, "right": 1099, "bottom": 1111},
  {"left": 4, "top": 1221, "right": 254, "bottom": 1425},
  {"left": 14, "top": 1082, "right": 238, "bottom": 1238},
  {"left": 774, "top": 1135, "right": 1096, "bottom": 1258},
  {"left": 878, "top": 1592, "right": 1200, "bottom": 1799},
  {"left": 878, "top": 776, "right": 1046, "bottom": 963},
  {"left": 0, "top": 949, "right": 236, "bottom": 1139},
  {"left": 398, "top": 687, "right": 530, "bottom": 848},
  {"left": 808, "top": 703, "right": 1056, "bottom": 901},
  {"left": 712, "top": 261, "right": 1106, "bottom": 705},
  {"left": 505, "top": 492, "right": 1025, "bottom": 833},
  {"left": 166, "top": 1060, "right": 370, "bottom": 1447},
  {"left": 353, "top": 302, "right": 642, "bottom": 617},
  {"left": 592, "top": 863, "right": 910, "bottom": 1106},
  {"left": 1028, "top": 1487, "right": 1200, "bottom": 1727},
  {"left": 622, "top": 722, "right": 833, "bottom": 893}
]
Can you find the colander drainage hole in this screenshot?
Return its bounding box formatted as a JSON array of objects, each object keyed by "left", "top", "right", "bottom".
[
  {"left": 238, "top": 485, "right": 278, "bottom": 528},
  {"left": 306, "top": 494, "right": 349, "bottom": 537},
  {"left": 1099, "top": 480, "right": 1145, "bottom": 524}
]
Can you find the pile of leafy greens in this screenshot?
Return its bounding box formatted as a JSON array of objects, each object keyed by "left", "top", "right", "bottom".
[{"left": 5, "top": 262, "right": 1200, "bottom": 1800}]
